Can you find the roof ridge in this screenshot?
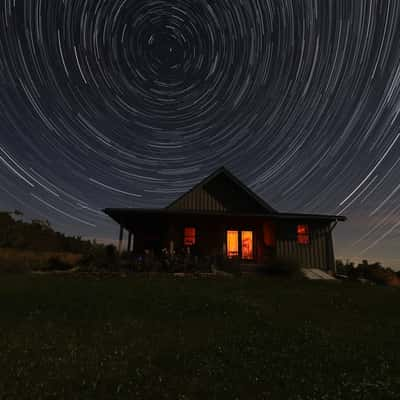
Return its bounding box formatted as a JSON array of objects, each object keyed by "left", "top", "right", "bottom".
[{"left": 165, "top": 166, "right": 277, "bottom": 213}]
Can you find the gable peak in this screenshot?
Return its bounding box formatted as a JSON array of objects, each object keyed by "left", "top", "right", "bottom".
[{"left": 166, "top": 166, "right": 277, "bottom": 214}]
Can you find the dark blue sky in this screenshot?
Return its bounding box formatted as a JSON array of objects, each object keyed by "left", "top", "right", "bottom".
[{"left": 1, "top": 0, "right": 400, "bottom": 269}]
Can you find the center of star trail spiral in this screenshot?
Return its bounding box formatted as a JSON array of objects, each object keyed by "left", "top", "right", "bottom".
[
  {"left": 1, "top": 0, "right": 400, "bottom": 267},
  {"left": 147, "top": 33, "right": 183, "bottom": 70}
]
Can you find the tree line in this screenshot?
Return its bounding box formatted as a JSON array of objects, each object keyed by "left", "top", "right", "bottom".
[
  {"left": 0, "top": 210, "right": 97, "bottom": 254},
  {"left": 336, "top": 259, "right": 400, "bottom": 287}
]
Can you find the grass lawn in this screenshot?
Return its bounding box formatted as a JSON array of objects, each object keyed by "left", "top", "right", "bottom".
[{"left": 0, "top": 275, "right": 399, "bottom": 399}]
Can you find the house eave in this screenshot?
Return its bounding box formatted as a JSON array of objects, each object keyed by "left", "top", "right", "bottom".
[{"left": 103, "top": 208, "right": 346, "bottom": 222}]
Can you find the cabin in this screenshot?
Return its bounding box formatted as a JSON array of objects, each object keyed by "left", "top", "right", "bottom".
[{"left": 104, "top": 167, "right": 346, "bottom": 272}]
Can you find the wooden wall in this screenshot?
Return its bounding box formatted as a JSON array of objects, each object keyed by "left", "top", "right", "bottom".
[
  {"left": 275, "top": 222, "right": 334, "bottom": 271},
  {"left": 167, "top": 174, "right": 268, "bottom": 213},
  {"left": 121, "top": 213, "right": 336, "bottom": 271}
]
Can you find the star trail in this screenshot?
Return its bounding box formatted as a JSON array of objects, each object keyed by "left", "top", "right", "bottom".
[{"left": 1, "top": 0, "right": 400, "bottom": 268}]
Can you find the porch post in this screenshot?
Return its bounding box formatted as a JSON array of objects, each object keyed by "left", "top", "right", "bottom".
[
  {"left": 127, "top": 231, "right": 133, "bottom": 253},
  {"left": 222, "top": 224, "right": 226, "bottom": 257},
  {"left": 167, "top": 220, "right": 175, "bottom": 255},
  {"left": 118, "top": 225, "right": 124, "bottom": 254}
]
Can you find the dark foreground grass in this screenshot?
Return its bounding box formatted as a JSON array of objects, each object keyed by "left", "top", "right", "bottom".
[{"left": 0, "top": 275, "right": 399, "bottom": 399}]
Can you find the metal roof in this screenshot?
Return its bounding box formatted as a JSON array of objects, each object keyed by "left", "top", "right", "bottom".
[
  {"left": 103, "top": 166, "right": 347, "bottom": 223},
  {"left": 104, "top": 207, "right": 347, "bottom": 222}
]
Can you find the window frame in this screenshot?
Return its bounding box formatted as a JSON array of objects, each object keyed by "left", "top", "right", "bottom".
[
  {"left": 226, "top": 230, "right": 239, "bottom": 258},
  {"left": 297, "top": 224, "right": 310, "bottom": 245},
  {"left": 183, "top": 227, "right": 196, "bottom": 247},
  {"left": 226, "top": 229, "right": 254, "bottom": 260}
]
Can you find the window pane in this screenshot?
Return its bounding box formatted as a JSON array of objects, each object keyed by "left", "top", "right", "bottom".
[
  {"left": 227, "top": 230, "right": 239, "bottom": 257},
  {"left": 297, "top": 224, "right": 309, "bottom": 235},
  {"left": 184, "top": 227, "right": 196, "bottom": 246},
  {"left": 241, "top": 231, "right": 253, "bottom": 260},
  {"left": 297, "top": 224, "right": 310, "bottom": 244}
]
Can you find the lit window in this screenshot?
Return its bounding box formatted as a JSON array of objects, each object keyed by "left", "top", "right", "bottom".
[
  {"left": 297, "top": 224, "right": 310, "bottom": 244},
  {"left": 184, "top": 227, "right": 196, "bottom": 246},
  {"left": 241, "top": 231, "right": 253, "bottom": 260},
  {"left": 227, "top": 230, "right": 239, "bottom": 257}
]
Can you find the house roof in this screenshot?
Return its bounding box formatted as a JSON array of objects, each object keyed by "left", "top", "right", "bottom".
[
  {"left": 103, "top": 166, "right": 347, "bottom": 223},
  {"left": 104, "top": 207, "right": 347, "bottom": 222},
  {"left": 165, "top": 166, "right": 277, "bottom": 214}
]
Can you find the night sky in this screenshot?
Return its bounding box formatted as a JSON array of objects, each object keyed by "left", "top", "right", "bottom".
[{"left": 1, "top": 0, "right": 400, "bottom": 269}]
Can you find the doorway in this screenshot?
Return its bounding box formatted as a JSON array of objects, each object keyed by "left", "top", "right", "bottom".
[{"left": 226, "top": 230, "right": 254, "bottom": 260}]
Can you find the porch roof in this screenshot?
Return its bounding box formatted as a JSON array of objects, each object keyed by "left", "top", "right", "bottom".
[{"left": 103, "top": 207, "right": 347, "bottom": 225}]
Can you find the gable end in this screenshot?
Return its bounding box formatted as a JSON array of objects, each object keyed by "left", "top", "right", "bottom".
[{"left": 166, "top": 167, "right": 277, "bottom": 214}]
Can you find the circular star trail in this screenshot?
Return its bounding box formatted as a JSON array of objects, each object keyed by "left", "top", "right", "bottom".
[{"left": 1, "top": 0, "right": 400, "bottom": 267}]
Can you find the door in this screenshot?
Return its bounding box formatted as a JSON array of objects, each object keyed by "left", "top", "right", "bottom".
[{"left": 226, "top": 230, "right": 254, "bottom": 260}]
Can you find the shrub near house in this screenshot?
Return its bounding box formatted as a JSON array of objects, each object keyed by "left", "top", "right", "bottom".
[{"left": 336, "top": 259, "right": 400, "bottom": 287}]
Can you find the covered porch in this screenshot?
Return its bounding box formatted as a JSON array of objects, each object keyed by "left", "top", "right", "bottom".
[{"left": 104, "top": 209, "right": 279, "bottom": 265}]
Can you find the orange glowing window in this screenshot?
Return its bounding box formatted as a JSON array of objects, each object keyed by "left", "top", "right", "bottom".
[
  {"left": 227, "top": 230, "right": 239, "bottom": 258},
  {"left": 297, "top": 224, "right": 310, "bottom": 245},
  {"left": 241, "top": 231, "right": 253, "bottom": 260},
  {"left": 184, "top": 227, "right": 196, "bottom": 246}
]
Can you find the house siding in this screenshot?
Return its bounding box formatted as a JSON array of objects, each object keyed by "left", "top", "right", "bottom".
[
  {"left": 169, "top": 185, "right": 226, "bottom": 212},
  {"left": 167, "top": 173, "right": 269, "bottom": 213},
  {"left": 115, "top": 213, "right": 335, "bottom": 270},
  {"left": 276, "top": 222, "right": 333, "bottom": 270}
]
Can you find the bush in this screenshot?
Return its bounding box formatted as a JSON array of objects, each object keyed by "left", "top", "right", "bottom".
[
  {"left": 0, "top": 249, "right": 81, "bottom": 274},
  {"left": 76, "top": 252, "right": 96, "bottom": 272},
  {"left": 45, "top": 257, "right": 73, "bottom": 272},
  {"left": 0, "top": 257, "right": 31, "bottom": 274},
  {"left": 194, "top": 256, "right": 214, "bottom": 273},
  {"left": 336, "top": 260, "right": 356, "bottom": 277},
  {"left": 217, "top": 256, "right": 242, "bottom": 276},
  {"left": 335, "top": 259, "right": 400, "bottom": 287},
  {"left": 76, "top": 245, "right": 121, "bottom": 272},
  {"left": 361, "top": 264, "right": 399, "bottom": 287}
]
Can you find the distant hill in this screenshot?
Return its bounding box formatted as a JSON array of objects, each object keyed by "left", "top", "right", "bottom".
[{"left": 0, "top": 211, "right": 93, "bottom": 254}]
